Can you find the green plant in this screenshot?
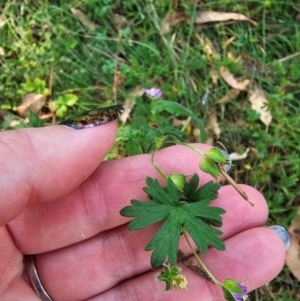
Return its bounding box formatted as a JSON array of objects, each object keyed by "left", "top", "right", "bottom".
[
  {"left": 120, "top": 142, "right": 249, "bottom": 300},
  {"left": 0, "top": 1, "right": 300, "bottom": 298},
  {"left": 119, "top": 91, "right": 250, "bottom": 300},
  {"left": 52, "top": 93, "right": 78, "bottom": 117},
  {"left": 16, "top": 109, "right": 44, "bottom": 129},
  {"left": 17, "top": 78, "right": 50, "bottom": 96}
]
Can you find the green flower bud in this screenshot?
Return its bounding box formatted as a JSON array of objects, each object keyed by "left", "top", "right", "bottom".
[
  {"left": 206, "top": 147, "right": 231, "bottom": 164},
  {"left": 168, "top": 173, "right": 186, "bottom": 190},
  {"left": 158, "top": 264, "right": 188, "bottom": 291},
  {"left": 222, "top": 279, "right": 248, "bottom": 301},
  {"left": 199, "top": 156, "right": 220, "bottom": 178}
]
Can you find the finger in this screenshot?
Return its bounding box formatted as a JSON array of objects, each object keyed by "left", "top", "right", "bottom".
[
  {"left": 95, "top": 228, "right": 285, "bottom": 301},
  {"left": 0, "top": 226, "right": 40, "bottom": 300},
  {"left": 8, "top": 145, "right": 266, "bottom": 253},
  {"left": 0, "top": 122, "right": 118, "bottom": 226},
  {"left": 30, "top": 185, "right": 267, "bottom": 297},
  {"left": 35, "top": 227, "right": 285, "bottom": 301}
]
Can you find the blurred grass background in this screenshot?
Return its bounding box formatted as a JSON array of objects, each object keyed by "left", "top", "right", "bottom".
[{"left": 0, "top": 0, "right": 300, "bottom": 299}]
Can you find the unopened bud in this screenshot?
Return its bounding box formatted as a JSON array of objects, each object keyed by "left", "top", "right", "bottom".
[{"left": 168, "top": 173, "right": 186, "bottom": 190}]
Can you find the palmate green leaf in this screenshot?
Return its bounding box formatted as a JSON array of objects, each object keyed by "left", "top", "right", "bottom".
[
  {"left": 120, "top": 176, "right": 225, "bottom": 269},
  {"left": 143, "top": 177, "right": 180, "bottom": 205},
  {"left": 184, "top": 174, "right": 223, "bottom": 227},
  {"left": 28, "top": 109, "right": 44, "bottom": 127},
  {"left": 120, "top": 200, "right": 170, "bottom": 230},
  {"left": 145, "top": 210, "right": 182, "bottom": 269},
  {"left": 183, "top": 173, "right": 200, "bottom": 198},
  {"left": 184, "top": 174, "right": 221, "bottom": 203},
  {"left": 184, "top": 215, "right": 225, "bottom": 254},
  {"left": 15, "top": 110, "right": 44, "bottom": 129}
]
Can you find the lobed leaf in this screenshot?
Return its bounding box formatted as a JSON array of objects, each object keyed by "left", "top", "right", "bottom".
[
  {"left": 185, "top": 218, "right": 225, "bottom": 253},
  {"left": 183, "top": 173, "right": 200, "bottom": 198},
  {"left": 120, "top": 176, "right": 225, "bottom": 269},
  {"left": 145, "top": 210, "right": 182, "bottom": 268},
  {"left": 184, "top": 174, "right": 221, "bottom": 203},
  {"left": 143, "top": 177, "right": 179, "bottom": 205},
  {"left": 120, "top": 200, "right": 170, "bottom": 230}
]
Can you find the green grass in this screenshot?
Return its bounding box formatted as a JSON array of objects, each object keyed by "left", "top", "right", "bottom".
[{"left": 1, "top": 0, "right": 300, "bottom": 299}]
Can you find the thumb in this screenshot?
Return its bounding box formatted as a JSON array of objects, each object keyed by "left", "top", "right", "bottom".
[{"left": 0, "top": 121, "right": 118, "bottom": 226}]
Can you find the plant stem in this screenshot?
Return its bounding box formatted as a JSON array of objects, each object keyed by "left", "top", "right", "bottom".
[
  {"left": 178, "top": 142, "right": 206, "bottom": 157},
  {"left": 218, "top": 168, "right": 253, "bottom": 205},
  {"left": 183, "top": 232, "right": 222, "bottom": 287},
  {"left": 151, "top": 150, "right": 167, "bottom": 179},
  {"left": 181, "top": 116, "right": 192, "bottom": 132}
]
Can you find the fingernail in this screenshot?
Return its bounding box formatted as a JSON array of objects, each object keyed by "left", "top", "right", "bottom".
[
  {"left": 268, "top": 225, "right": 290, "bottom": 251},
  {"left": 59, "top": 105, "right": 124, "bottom": 130},
  {"left": 59, "top": 124, "right": 78, "bottom": 130}
]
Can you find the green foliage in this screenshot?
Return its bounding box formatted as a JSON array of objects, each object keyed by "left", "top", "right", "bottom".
[
  {"left": 118, "top": 125, "right": 187, "bottom": 155},
  {"left": 17, "top": 78, "right": 50, "bottom": 96},
  {"left": 184, "top": 174, "right": 221, "bottom": 203},
  {"left": 16, "top": 110, "right": 44, "bottom": 129},
  {"left": 1, "top": 1, "right": 300, "bottom": 297},
  {"left": 53, "top": 93, "right": 79, "bottom": 117},
  {"left": 152, "top": 100, "right": 207, "bottom": 142},
  {"left": 120, "top": 174, "right": 225, "bottom": 269}
]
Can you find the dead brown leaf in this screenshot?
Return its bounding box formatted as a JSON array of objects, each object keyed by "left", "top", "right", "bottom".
[
  {"left": 10, "top": 113, "right": 53, "bottom": 128},
  {"left": 120, "top": 86, "right": 145, "bottom": 125},
  {"left": 286, "top": 207, "right": 300, "bottom": 281},
  {"left": 10, "top": 119, "right": 24, "bottom": 128},
  {"left": 223, "top": 36, "right": 236, "bottom": 48},
  {"left": 204, "top": 135, "right": 214, "bottom": 146},
  {"left": 216, "top": 88, "right": 240, "bottom": 104},
  {"left": 229, "top": 147, "right": 250, "bottom": 161},
  {"left": 160, "top": 11, "right": 188, "bottom": 35},
  {"left": 227, "top": 52, "right": 241, "bottom": 63},
  {"left": 196, "top": 33, "right": 219, "bottom": 59},
  {"left": 193, "top": 128, "right": 211, "bottom": 144},
  {"left": 172, "top": 118, "right": 186, "bottom": 127},
  {"left": 220, "top": 67, "right": 250, "bottom": 91},
  {"left": 209, "top": 69, "right": 219, "bottom": 85},
  {"left": 70, "top": 8, "right": 97, "bottom": 31},
  {"left": 112, "top": 13, "right": 128, "bottom": 31},
  {"left": 248, "top": 84, "right": 272, "bottom": 128},
  {"left": 195, "top": 11, "right": 257, "bottom": 26},
  {"left": 160, "top": 10, "right": 256, "bottom": 35},
  {"left": 206, "top": 109, "right": 221, "bottom": 139},
  {"left": 17, "top": 93, "right": 46, "bottom": 117},
  {"left": 113, "top": 69, "right": 123, "bottom": 103},
  {"left": 0, "top": 109, "right": 10, "bottom": 122}
]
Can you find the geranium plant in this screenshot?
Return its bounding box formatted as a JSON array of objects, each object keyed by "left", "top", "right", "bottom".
[{"left": 120, "top": 89, "right": 251, "bottom": 301}]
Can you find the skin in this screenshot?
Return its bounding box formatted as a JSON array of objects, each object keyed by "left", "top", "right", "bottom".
[{"left": 0, "top": 121, "right": 286, "bottom": 301}]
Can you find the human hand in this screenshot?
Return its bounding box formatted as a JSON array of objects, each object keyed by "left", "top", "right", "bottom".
[{"left": 0, "top": 121, "right": 288, "bottom": 301}]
